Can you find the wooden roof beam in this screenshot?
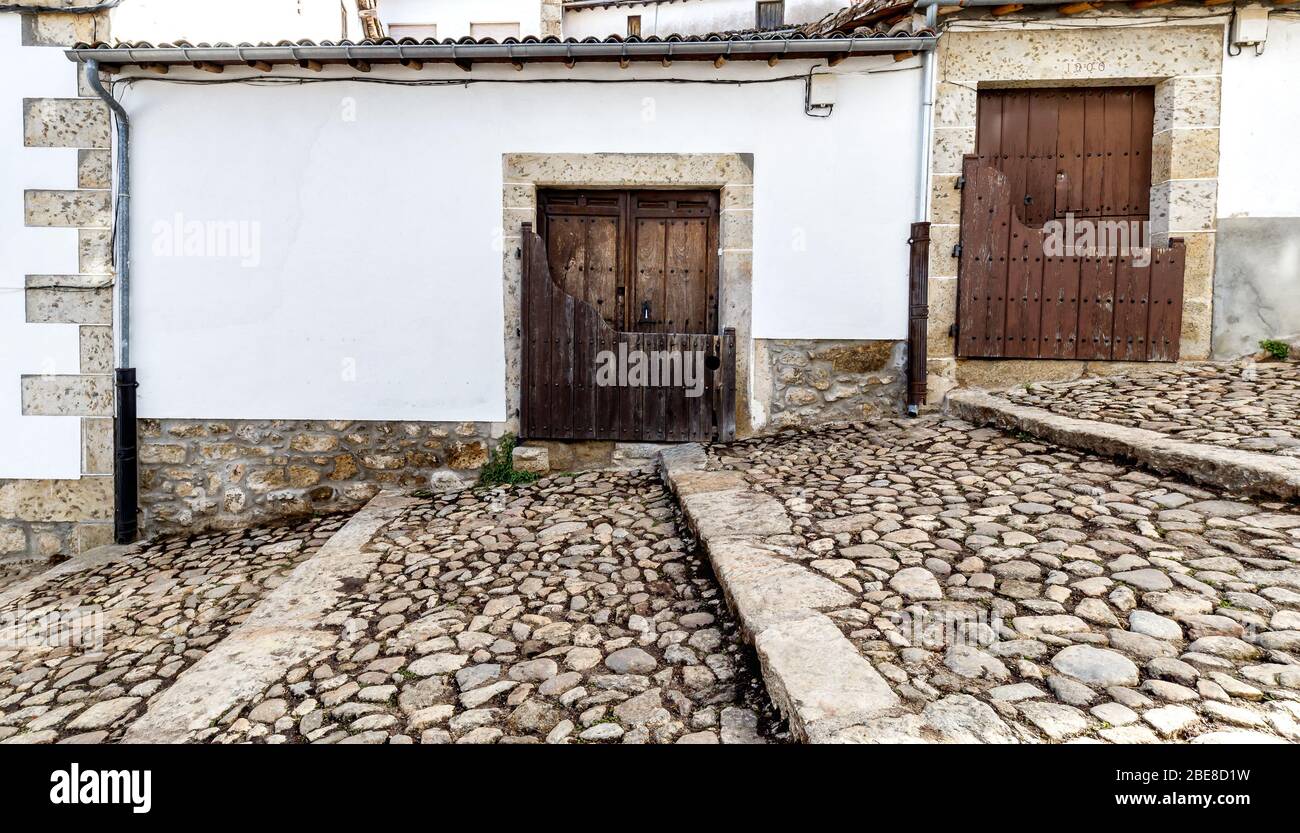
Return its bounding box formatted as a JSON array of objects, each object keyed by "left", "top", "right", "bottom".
[
  {"left": 194, "top": 61, "right": 224, "bottom": 73},
  {"left": 1129, "top": 0, "right": 1174, "bottom": 8},
  {"left": 1058, "top": 2, "right": 1098, "bottom": 13},
  {"left": 991, "top": 4, "right": 1025, "bottom": 15}
]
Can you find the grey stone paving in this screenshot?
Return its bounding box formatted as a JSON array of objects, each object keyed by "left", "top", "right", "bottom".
[
  {"left": 204, "top": 469, "right": 776, "bottom": 745},
  {"left": 702, "top": 417, "right": 1300, "bottom": 743},
  {"left": 1001, "top": 362, "right": 1300, "bottom": 456},
  {"left": 0, "top": 514, "right": 345, "bottom": 744}
]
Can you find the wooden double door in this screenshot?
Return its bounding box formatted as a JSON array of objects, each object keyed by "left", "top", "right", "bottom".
[{"left": 538, "top": 189, "right": 719, "bottom": 335}]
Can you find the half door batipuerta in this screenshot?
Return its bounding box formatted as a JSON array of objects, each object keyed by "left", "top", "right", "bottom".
[{"left": 956, "top": 87, "right": 1184, "bottom": 362}]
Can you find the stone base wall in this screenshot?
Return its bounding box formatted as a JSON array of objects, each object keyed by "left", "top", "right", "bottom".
[
  {"left": 0, "top": 7, "right": 113, "bottom": 565},
  {"left": 754, "top": 339, "right": 906, "bottom": 432},
  {"left": 138, "top": 419, "right": 502, "bottom": 537}
]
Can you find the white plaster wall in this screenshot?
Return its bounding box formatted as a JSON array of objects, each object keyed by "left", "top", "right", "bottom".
[
  {"left": 111, "top": 0, "right": 345, "bottom": 44},
  {"left": 564, "top": 0, "right": 847, "bottom": 38},
  {"left": 381, "top": 0, "right": 545, "bottom": 39},
  {"left": 0, "top": 15, "right": 82, "bottom": 479},
  {"left": 121, "top": 58, "right": 920, "bottom": 422},
  {"left": 1218, "top": 15, "right": 1300, "bottom": 219}
]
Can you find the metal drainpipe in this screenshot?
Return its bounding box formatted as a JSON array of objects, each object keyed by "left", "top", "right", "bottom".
[
  {"left": 909, "top": 5, "right": 938, "bottom": 417},
  {"left": 84, "top": 59, "right": 138, "bottom": 545}
]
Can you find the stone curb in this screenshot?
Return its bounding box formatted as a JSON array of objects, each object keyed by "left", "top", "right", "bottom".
[
  {"left": 0, "top": 543, "right": 135, "bottom": 610},
  {"left": 948, "top": 389, "right": 1300, "bottom": 501},
  {"left": 122, "top": 490, "right": 421, "bottom": 744},
  {"left": 659, "top": 445, "right": 905, "bottom": 743}
]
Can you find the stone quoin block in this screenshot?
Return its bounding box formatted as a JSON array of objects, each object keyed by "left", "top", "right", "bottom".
[
  {"left": 23, "top": 98, "right": 109, "bottom": 149},
  {"left": 25, "top": 275, "right": 113, "bottom": 325},
  {"left": 24, "top": 189, "right": 112, "bottom": 228},
  {"left": 20, "top": 374, "right": 114, "bottom": 417}
]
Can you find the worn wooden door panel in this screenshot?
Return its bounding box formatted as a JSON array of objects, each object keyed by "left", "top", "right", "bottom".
[
  {"left": 1147, "top": 240, "right": 1186, "bottom": 361},
  {"left": 1112, "top": 254, "right": 1152, "bottom": 361},
  {"left": 1039, "top": 254, "right": 1080, "bottom": 358},
  {"left": 1077, "top": 255, "right": 1118, "bottom": 360},
  {"left": 1003, "top": 215, "right": 1045, "bottom": 358},
  {"left": 521, "top": 215, "right": 734, "bottom": 442},
  {"left": 964, "top": 87, "right": 1172, "bottom": 362}
]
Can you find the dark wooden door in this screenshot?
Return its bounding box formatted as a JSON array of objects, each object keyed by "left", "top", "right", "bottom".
[
  {"left": 538, "top": 189, "right": 718, "bottom": 334},
  {"left": 975, "top": 87, "right": 1154, "bottom": 228},
  {"left": 957, "top": 87, "right": 1178, "bottom": 362}
]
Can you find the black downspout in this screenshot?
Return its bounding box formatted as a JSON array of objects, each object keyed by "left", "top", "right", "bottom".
[{"left": 84, "top": 59, "right": 138, "bottom": 544}]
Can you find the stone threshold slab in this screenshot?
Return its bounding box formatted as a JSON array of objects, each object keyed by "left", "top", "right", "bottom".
[
  {"left": 948, "top": 390, "right": 1300, "bottom": 501},
  {"left": 659, "top": 445, "right": 907, "bottom": 743},
  {"left": 122, "top": 491, "right": 421, "bottom": 744}
]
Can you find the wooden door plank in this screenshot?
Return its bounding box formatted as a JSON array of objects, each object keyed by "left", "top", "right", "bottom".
[
  {"left": 1103, "top": 89, "right": 1134, "bottom": 218},
  {"left": 1147, "top": 240, "right": 1185, "bottom": 361},
  {"left": 1039, "top": 253, "right": 1080, "bottom": 358},
  {"left": 585, "top": 216, "right": 620, "bottom": 328},
  {"left": 665, "top": 218, "right": 710, "bottom": 333},
  {"left": 957, "top": 156, "right": 989, "bottom": 357},
  {"left": 1082, "top": 91, "right": 1106, "bottom": 218},
  {"left": 1131, "top": 87, "right": 1155, "bottom": 218},
  {"left": 1056, "top": 90, "right": 1086, "bottom": 217},
  {"left": 1025, "top": 90, "right": 1059, "bottom": 226},
  {"left": 1004, "top": 218, "right": 1044, "bottom": 357},
  {"left": 633, "top": 218, "right": 667, "bottom": 334},
  {"left": 1113, "top": 251, "right": 1153, "bottom": 361},
  {"left": 1000, "top": 90, "right": 1031, "bottom": 217},
  {"left": 976, "top": 91, "right": 1003, "bottom": 165},
  {"left": 1077, "top": 254, "right": 1117, "bottom": 360},
  {"left": 981, "top": 168, "right": 1014, "bottom": 357}
]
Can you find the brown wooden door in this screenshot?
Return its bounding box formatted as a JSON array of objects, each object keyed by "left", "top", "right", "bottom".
[
  {"left": 538, "top": 189, "right": 718, "bottom": 334},
  {"left": 975, "top": 87, "right": 1154, "bottom": 228},
  {"left": 957, "top": 87, "right": 1177, "bottom": 362}
]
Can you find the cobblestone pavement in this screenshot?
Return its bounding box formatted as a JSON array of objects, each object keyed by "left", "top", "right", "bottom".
[
  {"left": 707, "top": 418, "right": 1300, "bottom": 743},
  {"left": 0, "top": 515, "right": 346, "bottom": 744},
  {"left": 1001, "top": 362, "right": 1300, "bottom": 456},
  {"left": 204, "top": 469, "right": 776, "bottom": 745}
]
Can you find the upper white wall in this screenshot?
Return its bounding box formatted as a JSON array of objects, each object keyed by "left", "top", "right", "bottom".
[
  {"left": 111, "top": 0, "right": 345, "bottom": 43},
  {"left": 381, "top": 0, "right": 546, "bottom": 39},
  {"left": 564, "top": 0, "right": 847, "bottom": 38},
  {"left": 1218, "top": 15, "right": 1300, "bottom": 218},
  {"left": 0, "top": 15, "right": 82, "bottom": 479},
  {"left": 120, "top": 58, "right": 920, "bottom": 422}
]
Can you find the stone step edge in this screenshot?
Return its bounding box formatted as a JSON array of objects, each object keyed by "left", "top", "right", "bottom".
[
  {"left": 122, "top": 490, "right": 422, "bottom": 744},
  {"left": 658, "top": 445, "right": 909, "bottom": 743},
  {"left": 947, "top": 389, "right": 1300, "bottom": 501}
]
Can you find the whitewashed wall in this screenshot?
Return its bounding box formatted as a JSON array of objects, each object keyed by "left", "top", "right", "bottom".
[
  {"left": 564, "top": 0, "right": 847, "bottom": 38},
  {"left": 381, "top": 0, "right": 546, "bottom": 39},
  {"left": 111, "top": 0, "right": 345, "bottom": 44},
  {"left": 0, "top": 15, "right": 82, "bottom": 480},
  {"left": 121, "top": 58, "right": 920, "bottom": 423},
  {"left": 1218, "top": 15, "right": 1300, "bottom": 219}
]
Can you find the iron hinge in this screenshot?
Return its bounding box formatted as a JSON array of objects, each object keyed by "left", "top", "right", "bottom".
[
  {"left": 952, "top": 243, "right": 962, "bottom": 258},
  {"left": 955, "top": 175, "right": 965, "bottom": 190},
  {"left": 949, "top": 322, "right": 958, "bottom": 338}
]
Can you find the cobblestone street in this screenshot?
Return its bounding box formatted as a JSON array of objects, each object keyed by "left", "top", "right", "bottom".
[
  {"left": 0, "top": 515, "right": 345, "bottom": 744},
  {"left": 695, "top": 417, "right": 1300, "bottom": 742},
  {"left": 0, "top": 469, "right": 776, "bottom": 745},
  {"left": 1001, "top": 362, "right": 1300, "bottom": 456}
]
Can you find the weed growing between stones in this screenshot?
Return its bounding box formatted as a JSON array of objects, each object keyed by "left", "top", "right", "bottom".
[
  {"left": 1259, "top": 339, "right": 1291, "bottom": 361},
  {"left": 476, "top": 434, "right": 540, "bottom": 488}
]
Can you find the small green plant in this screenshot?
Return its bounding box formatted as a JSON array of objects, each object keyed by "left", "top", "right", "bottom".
[
  {"left": 1259, "top": 339, "right": 1291, "bottom": 361},
  {"left": 476, "top": 433, "right": 539, "bottom": 488}
]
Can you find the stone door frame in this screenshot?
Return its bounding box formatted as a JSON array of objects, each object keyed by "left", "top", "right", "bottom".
[
  {"left": 925, "top": 25, "right": 1223, "bottom": 400},
  {"left": 502, "top": 153, "right": 755, "bottom": 437}
]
